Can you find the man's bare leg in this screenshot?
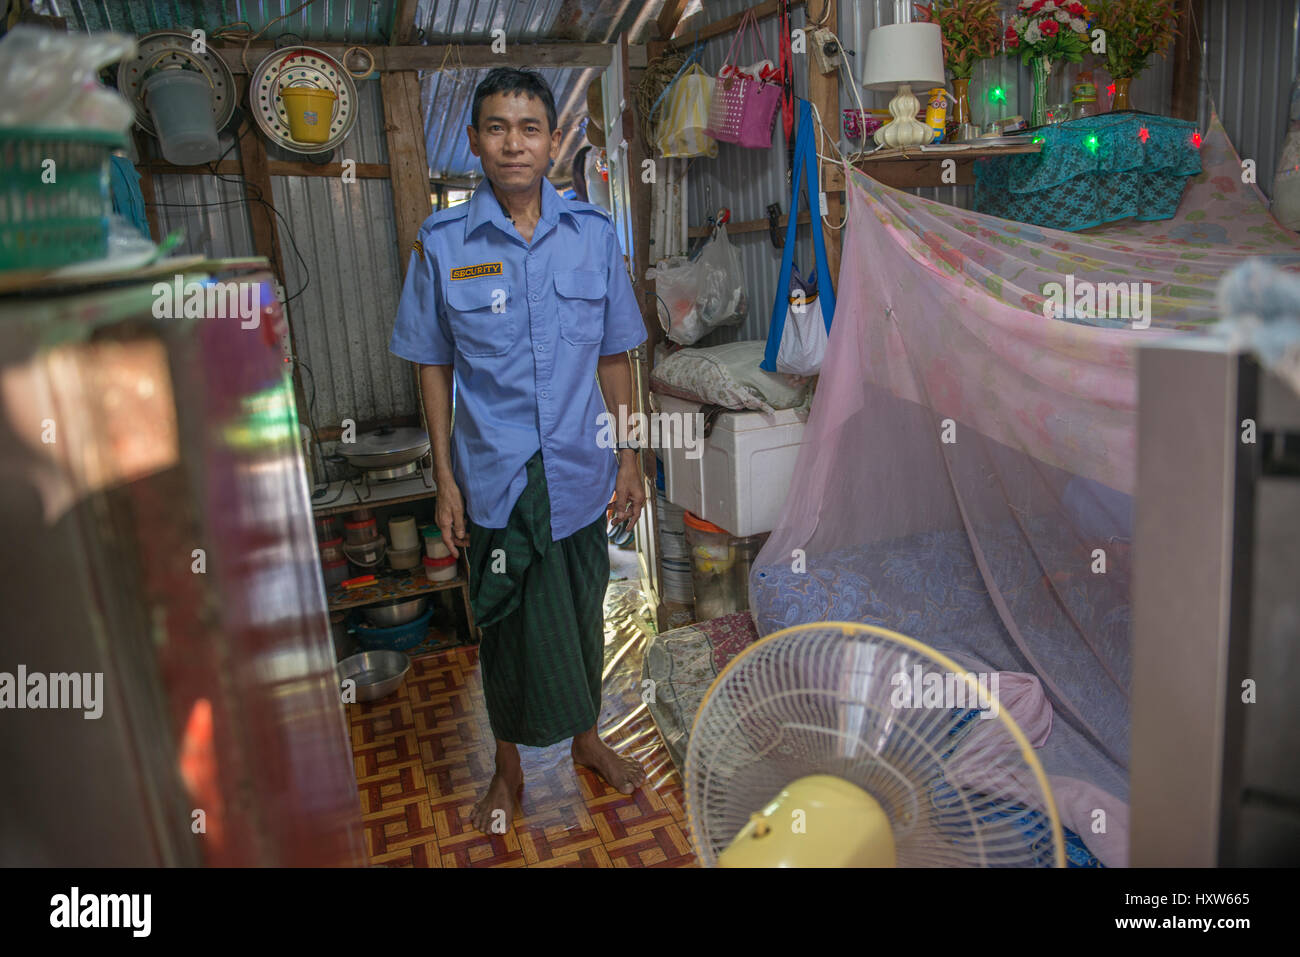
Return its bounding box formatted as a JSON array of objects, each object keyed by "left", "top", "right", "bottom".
[
  {"left": 471, "top": 739, "right": 523, "bottom": 835},
  {"left": 571, "top": 725, "right": 646, "bottom": 794}
]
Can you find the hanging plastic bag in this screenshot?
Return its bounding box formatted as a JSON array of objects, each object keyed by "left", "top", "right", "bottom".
[
  {"left": 656, "top": 62, "right": 718, "bottom": 159},
  {"left": 775, "top": 265, "right": 828, "bottom": 375},
  {"left": 646, "top": 225, "right": 746, "bottom": 345},
  {"left": 762, "top": 100, "right": 836, "bottom": 373}
]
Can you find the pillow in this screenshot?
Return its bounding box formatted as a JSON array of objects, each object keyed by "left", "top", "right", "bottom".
[{"left": 650, "top": 340, "right": 809, "bottom": 414}]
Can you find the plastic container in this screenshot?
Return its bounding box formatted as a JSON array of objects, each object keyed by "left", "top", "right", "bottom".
[
  {"left": 389, "top": 515, "right": 419, "bottom": 550},
  {"left": 281, "top": 84, "right": 337, "bottom": 144},
  {"left": 343, "top": 537, "right": 386, "bottom": 572},
  {"left": 142, "top": 69, "right": 219, "bottom": 165},
  {"left": 319, "top": 536, "right": 345, "bottom": 563},
  {"left": 315, "top": 514, "right": 340, "bottom": 540},
  {"left": 656, "top": 487, "right": 694, "bottom": 605},
  {"left": 347, "top": 508, "right": 374, "bottom": 524},
  {"left": 684, "top": 512, "right": 738, "bottom": 620},
  {"left": 322, "top": 558, "right": 349, "bottom": 588},
  {"left": 657, "top": 394, "right": 806, "bottom": 537},
  {"left": 0, "top": 127, "right": 123, "bottom": 272},
  {"left": 729, "top": 532, "right": 769, "bottom": 613},
  {"left": 422, "top": 525, "right": 452, "bottom": 560},
  {"left": 423, "top": 554, "right": 458, "bottom": 582},
  {"left": 351, "top": 606, "right": 434, "bottom": 652},
  {"left": 388, "top": 544, "right": 422, "bottom": 570},
  {"left": 344, "top": 517, "right": 378, "bottom": 545}
]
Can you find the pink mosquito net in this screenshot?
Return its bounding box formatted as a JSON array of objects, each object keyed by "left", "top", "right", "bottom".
[{"left": 748, "top": 114, "right": 1300, "bottom": 865}]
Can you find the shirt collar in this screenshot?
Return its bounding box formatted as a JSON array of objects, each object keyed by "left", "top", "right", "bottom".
[{"left": 464, "top": 177, "right": 577, "bottom": 241}]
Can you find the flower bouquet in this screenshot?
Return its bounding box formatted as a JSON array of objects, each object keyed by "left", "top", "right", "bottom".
[
  {"left": 1091, "top": 0, "right": 1181, "bottom": 109},
  {"left": 1005, "top": 0, "right": 1094, "bottom": 126},
  {"left": 914, "top": 0, "right": 1003, "bottom": 129}
]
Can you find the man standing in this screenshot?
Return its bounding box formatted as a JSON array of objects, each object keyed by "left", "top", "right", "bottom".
[{"left": 389, "top": 68, "right": 648, "bottom": 835}]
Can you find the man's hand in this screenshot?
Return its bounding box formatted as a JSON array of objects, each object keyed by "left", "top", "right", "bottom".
[
  {"left": 436, "top": 474, "right": 471, "bottom": 559},
  {"left": 609, "top": 455, "right": 645, "bottom": 527}
]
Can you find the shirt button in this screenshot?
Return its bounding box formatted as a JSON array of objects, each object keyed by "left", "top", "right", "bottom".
[
  {"left": 530, "top": 292, "right": 539, "bottom": 302},
  {"left": 540, "top": 391, "right": 549, "bottom": 399},
  {"left": 537, "top": 344, "right": 545, "bottom": 352}
]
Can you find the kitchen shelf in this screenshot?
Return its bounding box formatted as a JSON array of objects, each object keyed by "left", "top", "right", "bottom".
[
  {"left": 326, "top": 567, "right": 467, "bottom": 611},
  {"left": 310, "top": 465, "right": 439, "bottom": 516}
]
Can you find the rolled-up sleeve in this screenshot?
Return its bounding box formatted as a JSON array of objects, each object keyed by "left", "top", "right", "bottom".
[
  {"left": 390, "top": 232, "right": 453, "bottom": 365},
  {"left": 599, "top": 221, "right": 648, "bottom": 356}
]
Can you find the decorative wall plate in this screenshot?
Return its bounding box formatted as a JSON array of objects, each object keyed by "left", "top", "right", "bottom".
[{"left": 249, "top": 45, "right": 359, "bottom": 155}]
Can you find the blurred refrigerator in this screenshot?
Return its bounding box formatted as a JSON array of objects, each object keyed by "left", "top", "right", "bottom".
[{"left": 0, "top": 259, "right": 364, "bottom": 866}]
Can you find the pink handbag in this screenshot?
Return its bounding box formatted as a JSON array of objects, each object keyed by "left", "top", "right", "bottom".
[{"left": 704, "top": 10, "right": 783, "bottom": 149}]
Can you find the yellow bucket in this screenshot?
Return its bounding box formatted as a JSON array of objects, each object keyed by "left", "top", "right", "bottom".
[{"left": 281, "top": 86, "right": 337, "bottom": 144}]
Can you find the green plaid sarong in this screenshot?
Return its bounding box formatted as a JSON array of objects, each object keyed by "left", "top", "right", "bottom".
[{"left": 466, "top": 450, "right": 610, "bottom": 747}]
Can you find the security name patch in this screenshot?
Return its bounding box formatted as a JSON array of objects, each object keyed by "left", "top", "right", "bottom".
[
  {"left": 411, "top": 238, "right": 424, "bottom": 258},
  {"left": 449, "top": 262, "right": 504, "bottom": 280}
]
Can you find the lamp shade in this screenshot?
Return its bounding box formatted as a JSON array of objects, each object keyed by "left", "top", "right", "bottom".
[{"left": 861, "top": 22, "right": 946, "bottom": 91}]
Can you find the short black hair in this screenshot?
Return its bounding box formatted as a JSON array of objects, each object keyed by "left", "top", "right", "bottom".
[{"left": 471, "top": 67, "right": 557, "bottom": 133}]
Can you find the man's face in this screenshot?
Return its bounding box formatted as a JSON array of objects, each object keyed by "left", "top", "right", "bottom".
[{"left": 467, "top": 91, "right": 561, "bottom": 193}]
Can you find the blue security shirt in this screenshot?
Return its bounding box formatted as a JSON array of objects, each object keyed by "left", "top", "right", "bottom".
[{"left": 389, "top": 178, "right": 647, "bottom": 541}]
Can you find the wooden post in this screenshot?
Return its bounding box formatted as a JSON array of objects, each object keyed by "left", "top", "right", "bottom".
[
  {"left": 807, "top": 0, "right": 842, "bottom": 291},
  {"left": 1170, "top": 0, "right": 1204, "bottom": 124},
  {"left": 381, "top": 72, "right": 433, "bottom": 280}
]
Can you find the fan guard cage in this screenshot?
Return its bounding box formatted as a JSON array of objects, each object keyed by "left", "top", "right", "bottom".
[{"left": 685, "top": 622, "right": 1065, "bottom": 867}]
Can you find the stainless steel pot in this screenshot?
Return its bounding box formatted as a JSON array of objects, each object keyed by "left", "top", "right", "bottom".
[
  {"left": 340, "top": 426, "right": 430, "bottom": 470},
  {"left": 336, "top": 650, "right": 410, "bottom": 702},
  {"left": 363, "top": 595, "right": 429, "bottom": 627}
]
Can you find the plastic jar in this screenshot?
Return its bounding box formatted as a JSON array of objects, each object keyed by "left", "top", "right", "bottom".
[
  {"left": 389, "top": 514, "right": 419, "bottom": 550},
  {"left": 315, "top": 514, "right": 340, "bottom": 540},
  {"left": 344, "top": 517, "right": 378, "bottom": 545},
  {"left": 423, "top": 554, "right": 458, "bottom": 582},
  {"left": 423, "top": 524, "right": 452, "bottom": 559},
  {"left": 729, "top": 532, "right": 769, "bottom": 614},
  {"left": 319, "top": 536, "right": 345, "bottom": 563},
  {"left": 683, "top": 512, "right": 738, "bottom": 620},
  {"left": 388, "top": 544, "right": 422, "bottom": 570},
  {"left": 322, "top": 558, "right": 349, "bottom": 588}
]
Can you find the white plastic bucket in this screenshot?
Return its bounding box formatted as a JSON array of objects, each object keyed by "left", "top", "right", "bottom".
[{"left": 142, "top": 70, "right": 219, "bottom": 166}]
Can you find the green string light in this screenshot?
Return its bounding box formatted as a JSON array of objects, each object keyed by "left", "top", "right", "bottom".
[
  {"left": 1085, "top": 134, "right": 1099, "bottom": 153},
  {"left": 988, "top": 86, "right": 1006, "bottom": 104}
]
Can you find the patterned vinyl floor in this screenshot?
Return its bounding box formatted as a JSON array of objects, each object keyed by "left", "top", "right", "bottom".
[{"left": 347, "top": 580, "right": 698, "bottom": 867}]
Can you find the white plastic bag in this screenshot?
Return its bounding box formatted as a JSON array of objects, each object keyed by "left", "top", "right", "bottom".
[
  {"left": 646, "top": 225, "right": 746, "bottom": 345},
  {"left": 775, "top": 265, "right": 828, "bottom": 375},
  {"left": 0, "top": 26, "right": 136, "bottom": 132}
]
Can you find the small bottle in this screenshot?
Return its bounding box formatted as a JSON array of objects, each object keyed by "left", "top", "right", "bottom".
[{"left": 1072, "top": 71, "right": 1100, "bottom": 119}]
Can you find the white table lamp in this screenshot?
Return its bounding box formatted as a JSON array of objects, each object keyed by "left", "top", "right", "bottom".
[{"left": 862, "top": 21, "right": 946, "bottom": 148}]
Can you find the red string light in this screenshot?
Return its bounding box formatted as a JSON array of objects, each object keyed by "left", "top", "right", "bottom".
[
  {"left": 1191, "top": 131, "right": 1202, "bottom": 148},
  {"left": 1138, "top": 126, "right": 1149, "bottom": 143},
  {"left": 1107, "top": 83, "right": 1116, "bottom": 97}
]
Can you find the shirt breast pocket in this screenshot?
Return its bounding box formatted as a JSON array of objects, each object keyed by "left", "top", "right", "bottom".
[
  {"left": 553, "top": 269, "right": 607, "bottom": 346},
  {"left": 445, "top": 279, "right": 514, "bottom": 357}
]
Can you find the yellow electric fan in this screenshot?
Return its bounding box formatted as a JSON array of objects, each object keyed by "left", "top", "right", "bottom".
[{"left": 685, "top": 622, "right": 1065, "bottom": 867}]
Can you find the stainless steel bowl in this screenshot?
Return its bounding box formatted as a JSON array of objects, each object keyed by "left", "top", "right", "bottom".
[
  {"left": 363, "top": 595, "right": 428, "bottom": 627},
  {"left": 337, "top": 650, "right": 410, "bottom": 702}
]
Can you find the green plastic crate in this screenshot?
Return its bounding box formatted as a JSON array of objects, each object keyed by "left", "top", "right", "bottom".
[{"left": 0, "top": 126, "right": 127, "bottom": 272}]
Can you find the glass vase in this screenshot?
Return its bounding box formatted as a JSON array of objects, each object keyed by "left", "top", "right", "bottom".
[
  {"left": 1031, "top": 56, "right": 1052, "bottom": 128},
  {"left": 1112, "top": 76, "right": 1132, "bottom": 111}
]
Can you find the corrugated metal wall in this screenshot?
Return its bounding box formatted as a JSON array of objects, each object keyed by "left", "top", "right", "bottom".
[
  {"left": 684, "top": 0, "right": 1300, "bottom": 348},
  {"left": 686, "top": 0, "right": 812, "bottom": 347},
  {"left": 1202, "top": 0, "right": 1300, "bottom": 194},
  {"left": 140, "top": 79, "right": 413, "bottom": 430}
]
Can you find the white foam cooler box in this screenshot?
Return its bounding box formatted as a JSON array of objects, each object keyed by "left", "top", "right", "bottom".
[{"left": 655, "top": 394, "right": 806, "bottom": 537}]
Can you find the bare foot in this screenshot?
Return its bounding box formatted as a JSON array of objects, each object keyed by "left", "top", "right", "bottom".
[
  {"left": 470, "top": 767, "right": 522, "bottom": 835},
  {"left": 572, "top": 731, "right": 646, "bottom": 795}
]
